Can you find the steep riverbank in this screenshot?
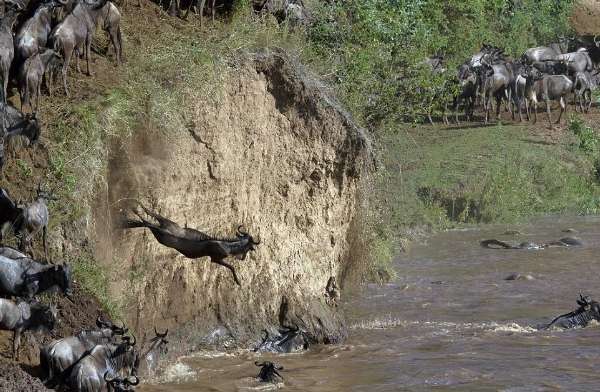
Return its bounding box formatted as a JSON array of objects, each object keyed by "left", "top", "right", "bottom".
[{"left": 0, "top": 1, "right": 372, "bottom": 387}]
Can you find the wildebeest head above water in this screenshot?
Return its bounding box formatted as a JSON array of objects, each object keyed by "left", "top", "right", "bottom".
[
  {"left": 122, "top": 203, "right": 261, "bottom": 285},
  {"left": 255, "top": 361, "right": 284, "bottom": 383},
  {"left": 542, "top": 294, "right": 600, "bottom": 330}
]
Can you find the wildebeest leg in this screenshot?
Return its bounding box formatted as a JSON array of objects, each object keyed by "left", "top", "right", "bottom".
[
  {"left": 211, "top": 0, "right": 215, "bottom": 22},
  {"left": 85, "top": 34, "right": 93, "bottom": 76},
  {"left": 197, "top": 0, "right": 206, "bottom": 26},
  {"left": 532, "top": 99, "right": 537, "bottom": 124},
  {"left": 212, "top": 257, "right": 241, "bottom": 286},
  {"left": 43, "top": 226, "right": 48, "bottom": 261},
  {"left": 546, "top": 99, "right": 552, "bottom": 125},
  {"left": 36, "top": 82, "right": 41, "bottom": 113},
  {"left": 586, "top": 90, "right": 592, "bottom": 113},
  {"left": 183, "top": 0, "right": 195, "bottom": 18},
  {"left": 62, "top": 44, "right": 74, "bottom": 96},
  {"left": 137, "top": 205, "right": 181, "bottom": 233},
  {"left": 495, "top": 94, "right": 502, "bottom": 121},
  {"left": 13, "top": 329, "right": 21, "bottom": 360},
  {"left": 109, "top": 29, "right": 120, "bottom": 66},
  {"left": 556, "top": 96, "right": 566, "bottom": 124}
]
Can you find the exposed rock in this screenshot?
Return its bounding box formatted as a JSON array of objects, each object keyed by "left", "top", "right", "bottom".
[{"left": 91, "top": 49, "right": 372, "bottom": 351}]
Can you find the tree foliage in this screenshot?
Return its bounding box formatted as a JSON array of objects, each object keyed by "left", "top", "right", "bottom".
[{"left": 307, "top": 0, "right": 575, "bottom": 125}]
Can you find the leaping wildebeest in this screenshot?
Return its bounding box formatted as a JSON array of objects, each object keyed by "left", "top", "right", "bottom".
[{"left": 122, "top": 203, "right": 260, "bottom": 285}]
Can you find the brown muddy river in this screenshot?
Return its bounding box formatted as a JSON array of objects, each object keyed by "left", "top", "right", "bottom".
[{"left": 142, "top": 216, "right": 600, "bottom": 391}]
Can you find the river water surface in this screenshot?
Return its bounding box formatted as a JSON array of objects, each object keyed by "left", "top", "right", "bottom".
[{"left": 142, "top": 216, "right": 600, "bottom": 391}]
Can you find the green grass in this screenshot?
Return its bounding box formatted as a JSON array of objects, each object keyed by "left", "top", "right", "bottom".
[{"left": 71, "top": 255, "right": 123, "bottom": 320}]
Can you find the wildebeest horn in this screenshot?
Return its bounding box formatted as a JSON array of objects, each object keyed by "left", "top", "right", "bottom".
[
  {"left": 154, "top": 326, "right": 169, "bottom": 337},
  {"left": 103, "top": 371, "right": 115, "bottom": 383},
  {"left": 127, "top": 376, "right": 140, "bottom": 386},
  {"left": 129, "top": 334, "right": 136, "bottom": 346},
  {"left": 237, "top": 225, "right": 248, "bottom": 236},
  {"left": 96, "top": 316, "right": 109, "bottom": 328},
  {"left": 255, "top": 361, "right": 265, "bottom": 367}
]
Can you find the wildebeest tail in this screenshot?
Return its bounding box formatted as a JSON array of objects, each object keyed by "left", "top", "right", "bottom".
[{"left": 480, "top": 239, "right": 513, "bottom": 249}]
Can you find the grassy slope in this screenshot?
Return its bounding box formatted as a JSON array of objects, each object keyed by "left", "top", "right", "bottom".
[{"left": 368, "top": 115, "right": 600, "bottom": 279}]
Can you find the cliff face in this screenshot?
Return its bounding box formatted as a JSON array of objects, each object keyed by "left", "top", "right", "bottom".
[{"left": 90, "top": 50, "right": 371, "bottom": 348}]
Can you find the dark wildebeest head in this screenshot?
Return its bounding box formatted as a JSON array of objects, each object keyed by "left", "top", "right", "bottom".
[
  {"left": 96, "top": 316, "right": 128, "bottom": 336},
  {"left": 50, "top": 264, "right": 73, "bottom": 297},
  {"left": 104, "top": 372, "right": 139, "bottom": 391},
  {"left": 234, "top": 226, "right": 261, "bottom": 260},
  {"left": 30, "top": 301, "right": 58, "bottom": 333},
  {"left": 255, "top": 361, "right": 284, "bottom": 383}
]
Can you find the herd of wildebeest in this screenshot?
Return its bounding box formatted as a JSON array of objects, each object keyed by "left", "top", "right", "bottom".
[
  {"left": 0, "top": 0, "right": 315, "bottom": 388},
  {"left": 1, "top": 0, "right": 598, "bottom": 388},
  {"left": 424, "top": 37, "right": 600, "bottom": 126}
]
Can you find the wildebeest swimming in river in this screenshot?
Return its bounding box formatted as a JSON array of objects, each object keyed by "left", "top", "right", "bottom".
[
  {"left": 542, "top": 294, "right": 600, "bottom": 330},
  {"left": 255, "top": 361, "right": 283, "bottom": 383},
  {"left": 122, "top": 203, "right": 260, "bottom": 285},
  {"left": 480, "top": 237, "right": 583, "bottom": 250}
]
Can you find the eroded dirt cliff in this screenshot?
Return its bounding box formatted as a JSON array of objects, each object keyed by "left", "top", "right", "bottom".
[{"left": 90, "top": 49, "right": 371, "bottom": 350}]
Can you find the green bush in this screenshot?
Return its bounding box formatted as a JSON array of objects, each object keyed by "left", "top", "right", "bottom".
[
  {"left": 569, "top": 116, "right": 600, "bottom": 154},
  {"left": 306, "top": 0, "right": 574, "bottom": 125}
]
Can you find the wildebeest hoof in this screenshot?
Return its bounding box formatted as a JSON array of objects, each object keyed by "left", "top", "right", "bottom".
[{"left": 504, "top": 273, "right": 534, "bottom": 281}]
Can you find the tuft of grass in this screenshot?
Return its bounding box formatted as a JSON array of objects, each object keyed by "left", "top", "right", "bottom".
[{"left": 71, "top": 255, "right": 123, "bottom": 320}]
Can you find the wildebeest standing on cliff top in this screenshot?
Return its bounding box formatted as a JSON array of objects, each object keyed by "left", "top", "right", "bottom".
[
  {"left": 122, "top": 203, "right": 261, "bottom": 285},
  {"left": 51, "top": 0, "right": 111, "bottom": 95}
]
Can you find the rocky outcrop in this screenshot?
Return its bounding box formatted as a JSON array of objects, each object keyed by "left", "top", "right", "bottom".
[{"left": 90, "top": 49, "right": 372, "bottom": 350}]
